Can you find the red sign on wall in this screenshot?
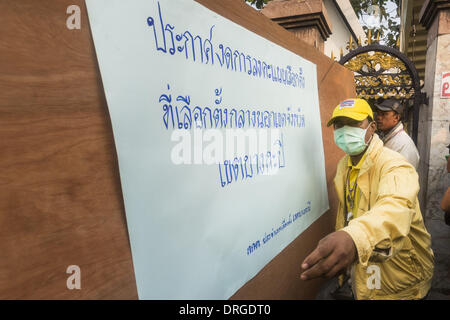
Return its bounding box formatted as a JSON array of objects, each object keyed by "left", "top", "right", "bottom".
[{"left": 442, "top": 72, "right": 450, "bottom": 98}]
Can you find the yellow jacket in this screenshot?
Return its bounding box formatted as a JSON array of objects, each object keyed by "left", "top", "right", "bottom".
[{"left": 335, "top": 134, "right": 434, "bottom": 300}]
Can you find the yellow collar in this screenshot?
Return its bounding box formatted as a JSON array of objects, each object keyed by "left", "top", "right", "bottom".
[{"left": 347, "top": 151, "right": 368, "bottom": 169}]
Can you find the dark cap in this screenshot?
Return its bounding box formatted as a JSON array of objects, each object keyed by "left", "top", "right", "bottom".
[{"left": 375, "top": 99, "right": 404, "bottom": 114}]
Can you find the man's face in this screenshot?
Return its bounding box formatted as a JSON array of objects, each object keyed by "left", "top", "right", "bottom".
[
  {"left": 376, "top": 110, "right": 400, "bottom": 132},
  {"left": 333, "top": 117, "right": 376, "bottom": 145}
]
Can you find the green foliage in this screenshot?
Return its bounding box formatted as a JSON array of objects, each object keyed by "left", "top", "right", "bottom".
[
  {"left": 350, "top": 0, "right": 400, "bottom": 47},
  {"left": 244, "top": 0, "right": 400, "bottom": 47}
]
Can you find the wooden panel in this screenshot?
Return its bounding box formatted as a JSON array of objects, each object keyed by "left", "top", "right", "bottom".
[
  {"left": 0, "top": 0, "right": 354, "bottom": 299},
  {"left": 0, "top": 0, "right": 137, "bottom": 299}
]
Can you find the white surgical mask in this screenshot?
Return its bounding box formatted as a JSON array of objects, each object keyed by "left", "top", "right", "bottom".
[{"left": 334, "top": 125, "right": 371, "bottom": 155}]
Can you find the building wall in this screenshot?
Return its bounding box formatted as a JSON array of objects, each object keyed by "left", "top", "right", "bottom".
[
  {"left": 402, "top": 0, "right": 427, "bottom": 83},
  {"left": 323, "top": 0, "right": 366, "bottom": 59},
  {"left": 420, "top": 31, "right": 450, "bottom": 219}
]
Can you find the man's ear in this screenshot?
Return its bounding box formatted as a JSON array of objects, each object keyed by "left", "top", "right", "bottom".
[{"left": 370, "top": 120, "right": 377, "bottom": 133}]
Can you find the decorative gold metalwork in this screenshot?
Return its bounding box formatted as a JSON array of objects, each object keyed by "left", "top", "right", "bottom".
[
  {"left": 354, "top": 75, "right": 412, "bottom": 87},
  {"left": 343, "top": 50, "right": 412, "bottom": 100},
  {"left": 354, "top": 74, "right": 414, "bottom": 100},
  {"left": 346, "top": 36, "right": 358, "bottom": 51},
  {"left": 344, "top": 51, "right": 407, "bottom": 74},
  {"left": 339, "top": 29, "right": 424, "bottom": 144}
]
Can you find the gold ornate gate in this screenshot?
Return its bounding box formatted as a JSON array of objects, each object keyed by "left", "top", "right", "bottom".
[{"left": 331, "top": 35, "right": 427, "bottom": 144}]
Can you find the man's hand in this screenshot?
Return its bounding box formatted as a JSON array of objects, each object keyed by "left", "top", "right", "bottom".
[{"left": 300, "top": 231, "right": 357, "bottom": 280}]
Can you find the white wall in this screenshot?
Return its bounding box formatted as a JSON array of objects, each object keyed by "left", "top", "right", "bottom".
[{"left": 323, "top": 0, "right": 366, "bottom": 60}]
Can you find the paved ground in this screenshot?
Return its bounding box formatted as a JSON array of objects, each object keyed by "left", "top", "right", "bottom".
[
  {"left": 426, "top": 214, "right": 450, "bottom": 299},
  {"left": 316, "top": 212, "right": 450, "bottom": 300}
]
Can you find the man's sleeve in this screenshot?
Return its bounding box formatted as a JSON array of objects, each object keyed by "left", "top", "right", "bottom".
[
  {"left": 341, "top": 163, "right": 419, "bottom": 266},
  {"left": 401, "top": 144, "right": 420, "bottom": 170}
]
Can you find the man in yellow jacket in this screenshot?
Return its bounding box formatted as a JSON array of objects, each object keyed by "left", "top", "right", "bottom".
[{"left": 300, "top": 98, "right": 434, "bottom": 300}]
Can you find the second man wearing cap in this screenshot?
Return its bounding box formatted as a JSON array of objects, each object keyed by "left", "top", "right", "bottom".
[{"left": 375, "top": 99, "right": 420, "bottom": 170}]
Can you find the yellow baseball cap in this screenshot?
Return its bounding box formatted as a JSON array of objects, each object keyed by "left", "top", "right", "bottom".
[{"left": 326, "top": 98, "right": 374, "bottom": 127}]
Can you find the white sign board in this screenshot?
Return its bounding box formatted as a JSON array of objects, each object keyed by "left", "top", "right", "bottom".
[{"left": 86, "top": 0, "right": 329, "bottom": 299}]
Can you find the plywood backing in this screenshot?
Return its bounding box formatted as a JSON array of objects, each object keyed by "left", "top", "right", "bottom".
[{"left": 0, "top": 0, "right": 354, "bottom": 299}]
